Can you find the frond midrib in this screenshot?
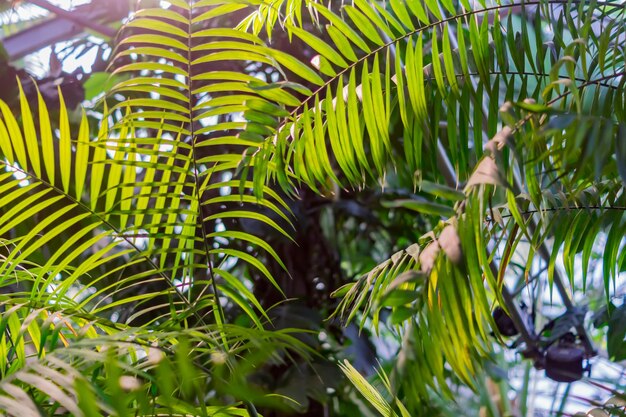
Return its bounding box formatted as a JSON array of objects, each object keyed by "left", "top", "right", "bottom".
[
  {"left": 0, "top": 160, "right": 200, "bottom": 318},
  {"left": 281, "top": 0, "right": 626, "bottom": 124}
]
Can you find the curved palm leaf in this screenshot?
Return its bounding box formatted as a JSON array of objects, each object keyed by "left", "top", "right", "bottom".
[
  {"left": 220, "top": 0, "right": 626, "bottom": 405},
  {"left": 107, "top": 1, "right": 308, "bottom": 331},
  {"left": 0, "top": 317, "right": 312, "bottom": 416}
]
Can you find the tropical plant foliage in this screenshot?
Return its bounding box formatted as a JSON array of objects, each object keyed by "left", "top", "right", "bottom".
[
  {"left": 0, "top": 0, "right": 624, "bottom": 415},
  {"left": 245, "top": 0, "right": 626, "bottom": 410}
]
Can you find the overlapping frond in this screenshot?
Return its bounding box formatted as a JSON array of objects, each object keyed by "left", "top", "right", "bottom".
[
  {"left": 0, "top": 85, "right": 195, "bottom": 327},
  {"left": 236, "top": 0, "right": 327, "bottom": 36},
  {"left": 254, "top": 0, "right": 625, "bottom": 188},
  {"left": 331, "top": 148, "right": 506, "bottom": 400},
  {"left": 0, "top": 1, "right": 321, "bottom": 411},
  {"left": 223, "top": 0, "right": 626, "bottom": 403},
  {"left": 485, "top": 177, "right": 625, "bottom": 293},
  {"left": 105, "top": 0, "right": 317, "bottom": 328},
  {"left": 1, "top": 0, "right": 625, "bottom": 413},
  {"left": 0, "top": 318, "right": 311, "bottom": 416}
]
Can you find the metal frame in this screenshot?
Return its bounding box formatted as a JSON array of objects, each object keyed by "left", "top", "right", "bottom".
[
  {"left": 27, "top": 0, "right": 117, "bottom": 38},
  {"left": 2, "top": 0, "right": 128, "bottom": 61}
]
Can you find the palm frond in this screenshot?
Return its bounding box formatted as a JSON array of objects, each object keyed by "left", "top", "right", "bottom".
[
  {"left": 107, "top": 1, "right": 308, "bottom": 329},
  {"left": 340, "top": 360, "right": 411, "bottom": 417},
  {"left": 0, "top": 84, "right": 196, "bottom": 327},
  {"left": 242, "top": 0, "right": 625, "bottom": 306},
  {"left": 0, "top": 320, "right": 311, "bottom": 416}
]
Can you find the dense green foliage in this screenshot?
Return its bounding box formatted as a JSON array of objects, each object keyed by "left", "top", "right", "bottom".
[{"left": 0, "top": 0, "right": 624, "bottom": 416}]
